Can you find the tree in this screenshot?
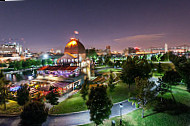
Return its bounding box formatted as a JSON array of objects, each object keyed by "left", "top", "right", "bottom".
[
  {"left": 161, "top": 53, "right": 169, "bottom": 61},
  {"left": 104, "top": 56, "right": 111, "bottom": 66},
  {"left": 86, "top": 48, "right": 97, "bottom": 58},
  {"left": 108, "top": 70, "right": 115, "bottom": 92},
  {"left": 155, "top": 54, "right": 162, "bottom": 62},
  {"left": 35, "top": 60, "right": 42, "bottom": 67},
  {"left": 97, "top": 56, "right": 103, "bottom": 66},
  {"left": 115, "top": 60, "right": 121, "bottom": 68},
  {"left": 22, "top": 60, "right": 32, "bottom": 69},
  {"left": 121, "top": 57, "right": 151, "bottom": 89},
  {"left": 17, "top": 84, "right": 30, "bottom": 106},
  {"left": 135, "top": 77, "right": 156, "bottom": 118},
  {"left": 42, "top": 59, "right": 46, "bottom": 66},
  {"left": 15, "top": 61, "right": 22, "bottom": 70},
  {"left": 157, "top": 78, "right": 170, "bottom": 102},
  {"left": 80, "top": 78, "right": 89, "bottom": 101},
  {"left": 46, "top": 86, "right": 60, "bottom": 106},
  {"left": 151, "top": 55, "right": 157, "bottom": 61},
  {"left": 8, "top": 61, "right": 15, "bottom": 68},
  {"left": 168, "top": 54, "right": 190, "bottom": 92},
  {"left": 86, "top": 85, "right": 113, "bottom": 125},
  {"left": 162, "top": 70, "right": 181, "bottom": 87},
  {"left": 0, "top": 72, "right": 9, "bottom": 110},
  {"left": 157, "top": 62, "right": 163, "bottom": 74},
  {"left": 47, "top": 59, "right": 53, "bottom": 65},
  {"left": 20, "top": 101, "right": 48, "bottom": 126},
  {"left": 0, "top": 63, "right": 6, "bottom": 67},
  {"left": 108, "top": 60, "right": 114, "bottom": 67},
  {"left": 176, "top": 60, "right": 190, "bottom": 92}
]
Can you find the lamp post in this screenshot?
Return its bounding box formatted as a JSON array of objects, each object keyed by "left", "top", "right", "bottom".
[{"left": 119, "top": 103, "right": 123, "bottom": 125}]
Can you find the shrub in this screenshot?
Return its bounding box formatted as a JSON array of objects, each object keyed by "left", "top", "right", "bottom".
[{"left": 20, "top": 101, "right": 48, "bottom": 126}]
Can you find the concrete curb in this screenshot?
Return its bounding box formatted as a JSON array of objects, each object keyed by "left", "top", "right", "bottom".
[
  {"left": 49, "top": 110, "right": 90, "bottom": 117},
  {"left": 0, "top": 114, "right": 19, "bottom": 118}
]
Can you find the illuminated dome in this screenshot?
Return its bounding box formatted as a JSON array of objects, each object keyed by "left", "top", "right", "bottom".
[{"left": 64, "top": 38, "right": 85, "bottom": 54}]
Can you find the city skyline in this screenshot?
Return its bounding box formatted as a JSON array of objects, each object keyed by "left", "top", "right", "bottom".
[{"left": 1, "top": 0, "right": 190, "bottom": 52}]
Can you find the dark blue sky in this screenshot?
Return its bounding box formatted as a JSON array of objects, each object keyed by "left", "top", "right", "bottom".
[{"left": 1, "top": 0, "right": 190, "bottom": 52}]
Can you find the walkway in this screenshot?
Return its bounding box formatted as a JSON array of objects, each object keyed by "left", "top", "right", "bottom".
[{"left": 0, "top": 100, "right": 136, "bottom": 126}]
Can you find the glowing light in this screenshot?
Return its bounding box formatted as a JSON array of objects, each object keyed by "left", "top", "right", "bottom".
[
  {"left": 74, "top": 31, "right": 79, "bottom": 34},
  {"left": 43, "top": 54, "right": 49, "bottom": 59},
  {"left": 49, "top": 74, "right": 53, "bottom": 78},
  {"left": 134, "top": 47, "right": 140, "bottom": 50},
  {"left": 28, "top": 76, "right": 33, "bottom": 80},
  {"left": 67, "top": 40, "right": 77, "bottom": 47},
  {"left": 10, "top": 86, "right": 20, "bottom": 91}
]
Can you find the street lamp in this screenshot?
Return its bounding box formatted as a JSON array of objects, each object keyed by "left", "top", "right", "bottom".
[{"left": 119, "top": 103, "right": 123, "bottom": 125}]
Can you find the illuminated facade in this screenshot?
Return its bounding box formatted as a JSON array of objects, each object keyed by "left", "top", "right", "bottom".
[
  {"left": 58, "top": 38, "right": 86, "bottom": 65},
  {"left": 0, "top": 42, "right": 23, "bottom": 54},
  {"left": 29, "top": 65, "right": 84, "bottom": 96},
  {"left": 169, "top": 45, "right": 190, "bottom": 53}
]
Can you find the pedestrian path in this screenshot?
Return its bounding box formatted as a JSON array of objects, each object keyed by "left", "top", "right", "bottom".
[{"left": 0, "top": 100, "right": 136, "bottom": 126}]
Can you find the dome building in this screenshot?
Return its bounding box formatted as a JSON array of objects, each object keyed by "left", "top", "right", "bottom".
[
  {"left": 58, "top": 38, "right": 86, "bottom": 65},
  {"left": 64, "top": 38, "right": 85, "bottom": 54}
]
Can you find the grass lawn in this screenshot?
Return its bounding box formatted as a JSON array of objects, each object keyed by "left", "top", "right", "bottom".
[
  {"left": 163, "top": 85, "right": 190, "bottom": 107},
  {"left": 50, "top": 93, "right": 87, "bottom": 114},
  {"left": 152, "top": 62, "right": 175, "bottom": 71},
  {"left": 108, "top": 81, "right": 135, "bottom": 103},
  {"left": 50, "top": 81, "right": 133, "bottom": 114},
  {"left": 152, "top": 62, "right": 175, "bottom": 77},
  {"left": 152, "top": 72, "right": 164, "bottom": 77},
  {"left": 82, "top": 108, "right": 190, "bottom": 126},
  {"left": 83, "top": 85, "right": 190, "bottom": 126},
  {"left": 0, "top": 100, "right": 22, "bottom": 115},
  {"left": 95, "top": 65, "right": 107, "bottom": 69}
]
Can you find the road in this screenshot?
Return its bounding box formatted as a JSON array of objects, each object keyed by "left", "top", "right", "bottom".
[{"left": 0, "top": 100, "right": 136, "bottom": 126}]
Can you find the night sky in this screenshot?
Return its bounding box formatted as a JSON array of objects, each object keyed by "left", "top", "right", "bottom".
[{"left": 1, "top": 0, "right": 190, "bottom": 52}]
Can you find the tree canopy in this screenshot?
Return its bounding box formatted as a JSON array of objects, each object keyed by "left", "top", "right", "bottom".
[
  {"left": 80, "top": 78, "right": 89, "bottom": 101},
  {"left": 0, "top": 72, "right": 9, "bottom": 110},
  {"left": 135, "top": 77, "right": 156, "bottom": 118},
  {"left": 17, "top": 84, "right": 30, "bottom": 106},
  {"left": 177, "top": 60, "right": 190, "bottom": 92},
  {"left": 121, "top": 57, "right": 151, "bottom": 88},
  {"left": 108, "top": 70, "right": 115, "bottom": 92},
  {"left": 20, "top": 101, "right": 48, "bottom": 125},
  {"left": 168, "top": 53, "right": 190, "bottom": 92},
  {"left": 46, "top": 86, "right": 60, "bottom": 106},
  {"left": 86, "top": 85, "right": 113, "bottom": 125}
]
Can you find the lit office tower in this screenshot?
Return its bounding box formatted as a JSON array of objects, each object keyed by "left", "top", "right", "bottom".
[
  {"left": 106, "top": 45, "right": 111, "bottom": 55},
  {"left": 165, "top": 43, "right": 168, "bottom": 53}
]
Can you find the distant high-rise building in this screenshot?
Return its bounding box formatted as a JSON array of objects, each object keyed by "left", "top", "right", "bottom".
[
  {"left": 56, "top": 50, "right": 61, "bottom": 54},
  {"left": 165, "top": 43, "right": 168, "bottom": 53},
  {"left": 0, "top": 42, "right": 22, "bottom": 54},
  {"left": 106, "top": 45, "right": 111, "bottom": 55},
  {"left": 169, "top": 45, "right": 190, "bottom": 53},
  {"left": 128, "top": 47, "right": 137, "bottom": 54},
  {"left": 106, "top": 45, "right": 110, "bottom": 50},
  {"left": 123, "top": 47, "right": 139, "bottom": 55}
]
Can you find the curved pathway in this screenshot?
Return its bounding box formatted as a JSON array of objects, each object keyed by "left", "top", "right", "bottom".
[{"left": 0, "top": 100, "right": 136, "bottom": 126}]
